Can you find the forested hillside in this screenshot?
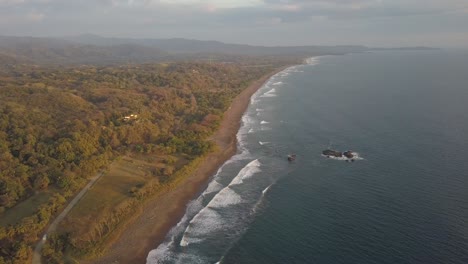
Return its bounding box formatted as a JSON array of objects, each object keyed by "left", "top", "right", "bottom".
[
  {"left": 0, "top": 35, "right": 372, "bottom": 66},
  {"left": 0, "top": 60, "right": 290, "bottom": 263}
]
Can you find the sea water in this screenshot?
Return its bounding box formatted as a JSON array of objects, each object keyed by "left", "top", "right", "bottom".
[{"left": 147, "top": 51, "right": 468, "bottom": 264}]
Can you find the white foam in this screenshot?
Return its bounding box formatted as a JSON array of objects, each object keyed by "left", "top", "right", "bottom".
[
  {"left": 209, "top": 187, "right": 242, "bottom": 208},
  {"left": 174, "top": 253, "right": 207, "bottom": 264},
  {"left": 201, "top": 151, "right": 253, "bottom": 217},
  {"left": 204, "top": 180, "right": 224, "bottom": 195},
  {"left": 249, "top": 75, "right": 280, "bottom": 104},
  {"left": 272, "top": 81, "right": 283, "bottom": 86},
  {"left": 252, "top": 184, "right": 274, "bottom": 214},
  {"left": 147, "top": 197, "right": 205, "bottom": 263},
  {"left": 225, "top": 151, "right": 250, "bottom": 164},
  {"left": 179, "top": 159, "right": 261, "bottom": 247},
  {"left": 351, "top": 152, "right": 364, "bottom": 160},
  {"left": 148, "top": 248, "right": 207, "bottom": 264},
  {"left": 147, "top": 241, "right": 174, "bottom": 263},
  {"left": 256, "top": 108, "right": 264, "bottom": 112},
  {"left": 261, "top": 92, "right": 277, "bottom": 98},
  {"left": 210, "top": 162, "right": 228, "bottom": 181},
  {"left": 180, "top": 207, "right": 222, "bottom": 246},
  {"left": 258, "top": 141, "right": 269, "bottom": 146},
  {"left": 180, "top": 235, "right": 203, "bottom": 247},
  {"left": 235, "top": 132, "right": 250, "bottom": 154},
  {"left": 260, "top": 121, "right": 269, "bottom": 125},
  {"left": 305, "top": 57, "right": 320, "bottom": 65},
  {"left": 229, "top": 159, "right": 261, "bottom": 185},
  {"left": 241, "top": 115, "right": 255, "bottom": 126},
  {"left": 238, "top": 114, "right": 257, "bottom": 149},
  {"left": 248, "top": 128, "right": 255, "bottom": 134},
  {"left": 322, "top": 152, "right": 364, "bottom": 161}
]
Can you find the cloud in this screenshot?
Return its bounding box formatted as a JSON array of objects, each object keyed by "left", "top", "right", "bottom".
[
  {"left": 26, "top": 11, "right": 45, "bottom": 21},
  {"left": 158, "top": 0, "right": 263, "bottom": 9},
  {"left": 0, "top": 0, "right": 467, "bottom": 47},
  {"left": 0, "top": 0, "right": 25, "bottom": 5}
]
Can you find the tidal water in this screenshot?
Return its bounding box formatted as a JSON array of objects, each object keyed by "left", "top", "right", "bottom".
[{"left": 147, "top": 51, "right": 468, "bottom": 264}]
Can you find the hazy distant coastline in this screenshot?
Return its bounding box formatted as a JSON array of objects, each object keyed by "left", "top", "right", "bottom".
[{"left": 0, "top": 34, "right": 438, "bottom": 66}]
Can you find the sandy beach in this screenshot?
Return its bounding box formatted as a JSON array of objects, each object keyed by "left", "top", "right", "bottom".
[{"left": 88, "top": 66, "right": 288, "bottom": 264}]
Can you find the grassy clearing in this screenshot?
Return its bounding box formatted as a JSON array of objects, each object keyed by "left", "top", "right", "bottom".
[
  {"left": 57, "top": 154, "right": 184, "bottom": 236},
  {"left": 0, "top": 191, "right": 52, "bottom": 227}
]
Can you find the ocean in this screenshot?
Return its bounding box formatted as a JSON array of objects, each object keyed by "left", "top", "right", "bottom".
[{"left": 147, "top": 51, "right": 468, "bottom": 264}]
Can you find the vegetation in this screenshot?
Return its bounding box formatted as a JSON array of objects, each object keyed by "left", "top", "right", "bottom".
[{"left": 0, "top": 60, "right": 291, "bottom": 263}]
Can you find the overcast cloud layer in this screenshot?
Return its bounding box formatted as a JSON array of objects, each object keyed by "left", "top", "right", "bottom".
[{"left": 0, "top": 0, "right": 467, "bottom": 47}]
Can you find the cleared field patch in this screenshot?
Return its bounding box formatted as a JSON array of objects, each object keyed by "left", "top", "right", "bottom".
[
  {"left": 57, "top": 154, "right": 181, "bottom": 236},
  {"left": 0, "top": 191, "right": 52, "bottom": 227}
]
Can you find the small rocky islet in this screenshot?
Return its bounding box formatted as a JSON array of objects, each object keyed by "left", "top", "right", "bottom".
[{"left": 322, "top": 149, "right": 356, "bottom": 162}]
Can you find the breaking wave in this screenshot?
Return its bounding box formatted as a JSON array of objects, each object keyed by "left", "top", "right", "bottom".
[
  {"left": 227, "top": 159, "right": 261, "bottom": 186},
  {"left": 179, "top": 207, "right": 222, "bottom": 247},
  {"left": 305, "top": 57, "right": 321, "bottom": 65},
  {"left": 179, "top": 159, "right": 261, "bottom": 247},
  {"left": 208, "top": 187, "right": 243, "bottom": 208},
  {"left": 204, "top": 180, "right": 224, "bottom": 195},
  {"left": 262, "top": 185, "right": 272, "bottom": 195},
  {"left": 241, "top": 114, "right": 255, "bottom": 126},
  {"left": 260, "top": 88, "right": 277, "bottom": 98}
]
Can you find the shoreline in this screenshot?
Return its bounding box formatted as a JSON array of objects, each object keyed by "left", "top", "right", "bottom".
[{"left": 88, "top": 66, "right": 291, "bottom": 264}]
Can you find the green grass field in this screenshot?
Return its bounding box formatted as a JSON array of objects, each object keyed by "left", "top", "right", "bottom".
[
  {"left": 57, "top": 153, "right": 185, "bottom": 236},
  {"left": 0, "top": 191, "right": 52, "bottom": 227}
]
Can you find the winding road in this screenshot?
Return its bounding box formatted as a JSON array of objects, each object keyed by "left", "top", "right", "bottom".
[{"left": 32, "top": 172, "right": 104, "bottom": 264}]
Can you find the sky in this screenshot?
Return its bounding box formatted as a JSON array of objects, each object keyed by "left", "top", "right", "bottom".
[{"left": 0, "top": 0, "right": 467, "bottom": 47}]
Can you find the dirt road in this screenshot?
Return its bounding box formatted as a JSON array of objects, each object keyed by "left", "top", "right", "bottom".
[{"left": 32, "top": 171, "right": 104, "bottom": 264}]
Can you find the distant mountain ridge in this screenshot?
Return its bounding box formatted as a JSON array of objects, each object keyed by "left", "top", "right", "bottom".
[
  {"left": 0, "top": 35, "right": 438, "bottom": 65},
  {"left": 0, "top": 36, "right": 167, "bottom": 65},
  {"left": 64, "top": 34, "right": 370, "bottom": 55}
]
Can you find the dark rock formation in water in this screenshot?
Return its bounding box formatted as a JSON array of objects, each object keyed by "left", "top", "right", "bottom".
[
  {"left": 322, "top": 149, "right": 343, "bottom": 157},
  {"left": 322, "top": 149, "right": 355, "bottom": 159},
  {"left": 288, "top": 154, "right": 297, "bottom": 161},
  {"left": 343, "top": 151, "right": 354, "bottom": 159}
]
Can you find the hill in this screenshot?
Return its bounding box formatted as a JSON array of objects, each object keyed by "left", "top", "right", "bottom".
[
  {"left": 0, "top": 36, "right": 167, "bottom": 65},
  {"left": 65, "top": 34, "right": 369, "bottom": 55}
]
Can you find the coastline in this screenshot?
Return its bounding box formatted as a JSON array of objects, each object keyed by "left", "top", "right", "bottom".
[{"left": 88, "top": 66, "right": 291, "bottom": 264}]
